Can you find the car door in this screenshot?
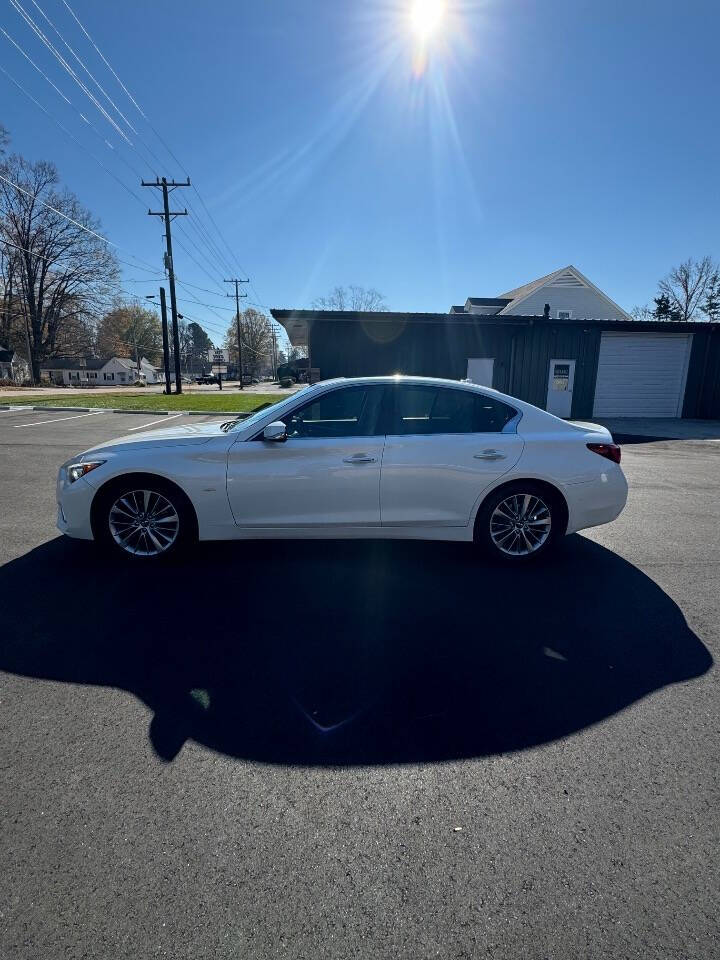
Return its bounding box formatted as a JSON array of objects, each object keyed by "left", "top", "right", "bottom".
[
  {"left": 227, "top": 384, "right": 386, "bottom": 527},
  {"left": 380, "top": 384, "right": 524, "bottom": 527}
]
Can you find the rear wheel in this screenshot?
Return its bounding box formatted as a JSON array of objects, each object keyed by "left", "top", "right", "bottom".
[
  {"left": 476, "top": 483, "right": 562, "bottom": 562},
  {"left": 95, "top": 480, "right": 194, "bottom": 560}
]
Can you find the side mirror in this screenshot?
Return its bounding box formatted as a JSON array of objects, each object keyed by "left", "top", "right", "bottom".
[{"left": 263, "top": 421, "right": 287, "bottom": 442}]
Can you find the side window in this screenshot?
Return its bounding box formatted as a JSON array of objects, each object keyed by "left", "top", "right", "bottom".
[
  {"left": 389, "top": 386, "right": 516, "bottom": 435},
  {"left": 473, "top": 396, "right": 517, "bottom": 432},
  {"left": 283, "top": 386, "right": 384, "bottom": 438}
]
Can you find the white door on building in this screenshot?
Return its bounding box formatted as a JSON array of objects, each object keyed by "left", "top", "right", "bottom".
[
  {"left": 466, "top": 358, "right": 494, "bottom": 387},
  {"left": 546, "top": 359, "right": 575, "bottom": 418},
  {"left": 593, "top": 333, "right": 692, "bottom": 418}
]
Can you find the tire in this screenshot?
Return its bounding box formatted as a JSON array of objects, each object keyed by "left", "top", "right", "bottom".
[
  {"left": 94, "top": 478, "right": 196, "bottom": 561},
  {"left": 475, "top": 482, "right": 562, "bottom": 563}
]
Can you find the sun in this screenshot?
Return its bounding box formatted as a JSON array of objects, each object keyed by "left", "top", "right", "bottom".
[{"left": 409, "top": 0, "right": 446, "bottom": 43}]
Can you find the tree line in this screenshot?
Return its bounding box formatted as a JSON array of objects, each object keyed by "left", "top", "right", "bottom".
[
  {"left": 1, "top": 125, "right": 282, "bottom": 384},
  {"left": 632, "top": 257, "right": 719, "bottom": 322}
]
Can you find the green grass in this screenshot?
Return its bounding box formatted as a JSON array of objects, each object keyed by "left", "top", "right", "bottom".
[{"left": 3, "top": 391, "right": 284, "bottom": 413}]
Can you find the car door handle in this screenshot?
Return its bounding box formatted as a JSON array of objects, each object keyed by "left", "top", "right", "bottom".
[
  {"left": 343, "top": 455, "right": 377, "bottom": 463},
  {"left": 474, "top": 449, "right": 506, "bottom": 460}
]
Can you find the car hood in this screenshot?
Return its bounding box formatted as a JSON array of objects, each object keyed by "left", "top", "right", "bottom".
[{"left": 82, "top": 420, "right": 231, "bottom": 455}]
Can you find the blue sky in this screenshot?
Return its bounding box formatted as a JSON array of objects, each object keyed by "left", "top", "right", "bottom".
[{"left": 1, "top": 0, "right": 718, "bottom": 346}]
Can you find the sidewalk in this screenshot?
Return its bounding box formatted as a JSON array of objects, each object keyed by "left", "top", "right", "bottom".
[{"left": 584, "top": 418, "right": 720, "bottom": 441}]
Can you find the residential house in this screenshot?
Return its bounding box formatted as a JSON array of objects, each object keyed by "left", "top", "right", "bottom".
[
  {"left": 0, "top": 347, "right": 30, "bottom": 383},
  {"left": 40, "top": 356, "right": 161, "bottom": 386},
  {"left": 451, "top": 265, "right": 634, "bottom": 322}
]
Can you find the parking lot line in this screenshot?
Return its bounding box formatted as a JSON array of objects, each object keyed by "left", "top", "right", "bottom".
[
  {"left": 13, "top": 411, "right": 106, "bottom": 428},
  {"left": 126, "top": 414, "right": 183, "bottom": 431}
]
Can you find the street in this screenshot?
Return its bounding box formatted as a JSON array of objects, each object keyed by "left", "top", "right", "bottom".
[{"left": 0, "top": 409, "right": 718, "bottom": 959}]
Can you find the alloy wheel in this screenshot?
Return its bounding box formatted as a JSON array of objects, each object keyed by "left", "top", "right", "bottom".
[
  {"left": 108, "top": 489, "right": 180, "bottom": 557},
  {"left": 489, "top": 493, "right": 551, "bottom": 557}
]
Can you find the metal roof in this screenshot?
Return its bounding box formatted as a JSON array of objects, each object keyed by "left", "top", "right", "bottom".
[{"left": 272, "top": 307, "right": 719, "bottom": 345}]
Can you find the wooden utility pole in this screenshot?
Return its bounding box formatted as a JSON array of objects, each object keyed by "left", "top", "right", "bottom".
[
  {"left": 141, "top": 177, "right": 189, "bottom": 393},
  {"left": 159, "top": 287, "right": 172, "bottom": 395},
  {"left": 224, "top": 278, "right": 248, "bottom": 388}
]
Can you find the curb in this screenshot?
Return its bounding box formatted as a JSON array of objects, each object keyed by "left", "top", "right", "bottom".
[{"left": 2, "top": 404, "right": 251, "bottom": 418}]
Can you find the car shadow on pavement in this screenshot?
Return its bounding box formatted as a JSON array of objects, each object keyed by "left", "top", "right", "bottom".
[{"left": 0, "top": 535, "right": 712, "bottom": 765}]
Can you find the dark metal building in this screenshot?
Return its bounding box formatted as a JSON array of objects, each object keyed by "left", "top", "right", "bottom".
[{"left": 271, "top": 308, "right": 720, "bottom": 420}]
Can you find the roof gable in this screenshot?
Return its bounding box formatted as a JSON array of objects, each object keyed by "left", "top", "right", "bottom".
[{"left": 497, "top": 265, "right": 633, "bottom": 321}]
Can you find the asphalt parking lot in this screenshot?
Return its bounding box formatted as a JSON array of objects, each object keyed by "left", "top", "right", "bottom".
[{"left": 1, "top": 409, "right": 718, "bottom": 959}]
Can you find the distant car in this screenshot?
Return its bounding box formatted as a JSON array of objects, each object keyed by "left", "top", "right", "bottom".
[
  {"left": 56, "top": 376, "right": 627, "bottom": 562},
  {"left": 241, "top": 375, "right": 260, "bottom": 385},
  {"left": 195, "top": 375, "right": 218, "bottom": 385}
]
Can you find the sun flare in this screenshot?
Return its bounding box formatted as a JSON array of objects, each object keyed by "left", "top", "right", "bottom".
[{"left": 409, "top": 0, "right": 446, "bottom": 43}]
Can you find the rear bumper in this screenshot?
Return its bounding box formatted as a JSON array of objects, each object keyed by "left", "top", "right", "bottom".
[
  {"left": 564, "top": 465, "right": 628, "bottom": 535},
  {"left": 56, "top": 471, "right": 95, "bottom": 540}
]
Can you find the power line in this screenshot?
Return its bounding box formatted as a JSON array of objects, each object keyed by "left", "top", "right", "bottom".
[
  {"left": 174, "top": 220, "right": 227, "bottom": 287},
  {"left": 1, "top": 28, "right": 147, "bottom": 183},
  {"left": 28, "top": 0, "right": 139, "bottom": 136},
  {"left": 59, "top": 0, "right": 268, "bottom": 309},
  {"left": 0, "top": 170, "right": 165, "bottom": 276},
  {"left": 0, "top": 64, "right": 146, "bottom": 209},
  {"left": 8, "top": 0, "right": 132, "bottom": 146},
  {"left": 5, "top": 0, "right": 272, "bottom": 339}
]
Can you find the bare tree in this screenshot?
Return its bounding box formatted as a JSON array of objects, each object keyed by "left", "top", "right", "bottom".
[
  {"left": 630, "top": 304, "right": 654, "bottom": 321},
  {"left": 0, "top": 155, "right": 119, "bottom": 381},
  {"left": 225, "top": 308, "right": 273, "bottom": 377},
  {"left": 312, "top": 285, "right": 388, "bottom": 311},
  {"left": 657, "top": 257, "right": 719, "bottom": 322}
]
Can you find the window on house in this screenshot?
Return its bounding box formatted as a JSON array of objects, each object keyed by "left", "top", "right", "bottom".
[{"left": 557, "top": 310, "right": 572, "bottom": 320}]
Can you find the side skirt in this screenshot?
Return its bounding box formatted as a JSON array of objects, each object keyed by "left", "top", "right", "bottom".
[{"left": 199, "top": 524, "right": 474, "bottom": 542}]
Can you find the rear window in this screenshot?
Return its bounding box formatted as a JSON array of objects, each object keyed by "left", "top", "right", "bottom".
[{"left": 389, "top": 386, "right": 516, "bottom": 435}]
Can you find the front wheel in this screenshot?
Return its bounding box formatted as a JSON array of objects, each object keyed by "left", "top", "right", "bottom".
[
  {"left": 476, "top": 483, "right": 562, "bottom": 562},
  {"left": 95, "top": 481, "right": 195, "bottom": 560}
]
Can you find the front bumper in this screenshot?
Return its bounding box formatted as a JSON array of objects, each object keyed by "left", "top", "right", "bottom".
[{"left": 56, "top": 470, "right": 96, "bottom": 540}]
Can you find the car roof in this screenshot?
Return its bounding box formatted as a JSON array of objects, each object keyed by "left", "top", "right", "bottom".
[{"left": 312, "top": 375, "right": 503, "bottom": 393}]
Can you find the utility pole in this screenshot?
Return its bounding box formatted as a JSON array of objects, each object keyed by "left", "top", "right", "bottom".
[
  {"left": 270, "top": 326, "right": 278, "bottom": 381},
  {"left": 158, "top": 288, "right": 172, "bottom": 394},
  {"left": 131, "top": 323, "right": 140, "bottom": 377},
  {"left": 224, "top": 278, "right": 248, "bottom": 388},
  {"left": 146, "top": 289, "right": 172, "bottom": 394},
  {"left": 141, "top": 176, "right": 189, "bottom": 393}
]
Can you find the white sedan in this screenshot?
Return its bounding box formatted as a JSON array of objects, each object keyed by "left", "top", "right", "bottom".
[{"left": 57, "top": 376, "right": 627, "bottom": 562}]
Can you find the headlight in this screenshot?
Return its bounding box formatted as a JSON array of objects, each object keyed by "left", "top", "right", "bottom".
[{"left": 66, "top": 460, "right": 105, "bottom": 483}]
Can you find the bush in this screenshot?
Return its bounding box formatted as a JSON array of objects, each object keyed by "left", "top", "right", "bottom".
[
  {"left": 280, "top": 377, "right": 294, "bottom": 388},
  {"left": 133, "top": 380, "right": 146, "bottom": 387}
]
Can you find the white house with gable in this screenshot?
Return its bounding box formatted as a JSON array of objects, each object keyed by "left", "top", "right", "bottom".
[
  {"left": 41, "top": 356, "right": 161, "bottom": 386},
  {"left": 451, "top": 265, "right": 633, "bottom": 321}
]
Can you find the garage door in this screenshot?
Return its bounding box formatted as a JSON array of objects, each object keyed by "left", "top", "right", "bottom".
[{"left": 593, "top": 332, "right": 692, "bottom": 418}]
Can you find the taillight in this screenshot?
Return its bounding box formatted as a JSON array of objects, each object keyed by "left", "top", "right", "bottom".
[{"left": 587, "top": 442, "right": 621, "bottom": 464}]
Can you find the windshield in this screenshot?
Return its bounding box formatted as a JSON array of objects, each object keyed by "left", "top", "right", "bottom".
[{"left": 221, "top": 386, "right": 310, "bottom": 433}]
